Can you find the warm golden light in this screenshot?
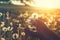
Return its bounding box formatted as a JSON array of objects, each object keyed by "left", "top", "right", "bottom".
[
  {"left": 33, "top": 0, "right": 53, "bottom": 8},
  {"left": 25, "top": 0, "right": 60, "bottom": 8},
  {"left": 28, "top": 11, "right": 58, "bottom": 29},
  {"left": 29, "top": 12, "right": 39, "bottom": 19}
]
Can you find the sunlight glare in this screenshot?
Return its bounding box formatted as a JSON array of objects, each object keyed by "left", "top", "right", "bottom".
[{"left": 26, "top": 0, "right": 60, "bottom": 8}]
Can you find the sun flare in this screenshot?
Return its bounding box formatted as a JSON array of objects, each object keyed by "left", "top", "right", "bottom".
[
  {"left": 25, "top": 0, "right": 60, "bottom": 8},
  {"left": 33, "top": 0, "right": 54, "bottom": 8}
]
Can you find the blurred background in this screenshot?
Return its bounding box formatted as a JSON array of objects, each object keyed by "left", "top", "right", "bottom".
[{"left": 0, "top": 0, "right": 60, "bottom": 40}]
